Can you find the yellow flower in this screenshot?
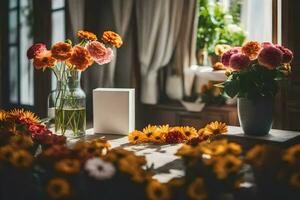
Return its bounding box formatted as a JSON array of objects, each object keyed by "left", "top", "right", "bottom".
[
  {"left": 0, "top": 145, "right": 15, "bottom": 162},
  {"left": 128, "top": 130, "right": 146, "bottom": 144},
  {"left": 213, "top": 62, "right": 226, "bottom": 71},
  {"left": 214, "top": 155, "right": 242, "bottom": 180},
  {"left": 150, "top": 131, "right": 166, "bottom": 144},
  {"left": 182, "top": 126, "right": 198, "bottom": 140},
  {"left": 199, "top": 141, "right": 227, "bottom": 156},
  {"left": 289, "top": 171, "right": 300, "bottom": 189},
  {"left": 0, "top": 110, "right": 9, "bottom": 122},
  {"left": 47, "top": 178, "right": 71, "bottom": 200},
  {"left": 118, "top": 156, "right": 137, "bottom": 176},
  {"left": 176, "top": 144, "right": 197, "bottom": 157},
  {"left": 204, "top": 121, "right": 228, "bottom": 136},
  {"left": 10, "top": 135, "right": 34, "bottom": 149},
  {"left": 55, "top": 159, "right": 81, "bottom": 174},
  {"left": 146, "top": 179, "right": 171, "bottom": 200},
  {"left": 187, "top": 178, "right": 207, "bottom": 200},
  {"left": 158, "top": 125, "right": 170, "bottom": 134},
  {"left": 228, "top": 142, "right": 242, "bottom": 155},
  {"left": 9, "top": 109, "right": 39, "bottom": 124},
  {"left": 77, "top": 30, "right": 97, "bottom": 41},
  {"left": 215, "top": 44, "right": 231, "bottom": 56},
  {"left": 10, "top": 149, "right": 34, "bottom": 169},
  {"left": 246, "top": 145, "right": 269, "bottom": 168},
  {"left": 102, "top": 31, "right": 123, "bottom": 48},
  {"left": 143, "top": 125, "right": 158, "bottom": 141},
  {"left": 283, "top": 144, "right": 300, "bottom": 165}
]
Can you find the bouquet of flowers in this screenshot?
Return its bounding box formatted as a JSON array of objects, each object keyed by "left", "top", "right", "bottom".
[
  {"left": 27, "top": 30, "right": 123, "bottom": 138},
  {"left": 219, "top": 41, "right": 293, "bottom": 99}
]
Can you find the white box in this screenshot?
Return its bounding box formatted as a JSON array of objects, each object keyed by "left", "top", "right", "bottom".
[{"left": 93, "top": 88, "right": 135, "bottom": 135}]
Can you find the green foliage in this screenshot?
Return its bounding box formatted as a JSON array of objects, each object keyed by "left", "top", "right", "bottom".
[{"left": 220, "top": 62, "right": 286, "bottom": 99}]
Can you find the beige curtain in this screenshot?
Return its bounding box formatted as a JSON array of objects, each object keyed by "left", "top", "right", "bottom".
[
  {"left": 136, "top": 0, "right": 184, "bottom": 104},
  {"left": 67, "top": 0, "right": 85, "bottom": 38}
]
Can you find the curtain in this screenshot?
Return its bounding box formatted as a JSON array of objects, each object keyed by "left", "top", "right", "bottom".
[
  {"left": 136, "top": 0, "right": 186, "bottom": 104},
  {"left": 67, "top": 0, "right": 85, "bottom": 40},
  {"left": 241, "top": 0, "right": 273, "bottom": 42}
]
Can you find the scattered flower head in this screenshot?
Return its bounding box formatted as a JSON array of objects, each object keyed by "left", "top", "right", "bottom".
[
  {"left": 27, "top": 43, "right": 47, "bottom": 59},
  {"left": 84, "top": 158, "right": 116, "bottom": 180}
]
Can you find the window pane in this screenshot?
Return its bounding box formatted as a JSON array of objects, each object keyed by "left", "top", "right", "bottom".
[
  {"left": 9, "top": 47, "right": 19, "bottom": 103},
  {"left": 9, "top": 10, "right": 18, "bottom": 44},
  {"left": 20, "top": 0, "right": 34, "bottom": 105},
  {"left": 9, "top": 0, "right": 18, "bottom": 9},
  {"left": 52, "top": 0, "right": 65, "bottom": 9}
]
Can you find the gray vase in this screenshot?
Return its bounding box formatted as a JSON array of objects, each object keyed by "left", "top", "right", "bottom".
[{"left": 238, "top": 97, "right": 274, "bottom": 136}]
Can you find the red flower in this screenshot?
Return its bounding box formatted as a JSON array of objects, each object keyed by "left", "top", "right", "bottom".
[
  {"left": 275, "top": 45, "right": 293, "bottom": 64},
  {"left": 258, "top": 46, "right": 283, "bottom": 69},
  {"left": 165, "top": 130, "right": 185, "bottom": 144},
  {"left": 27, "top": 43, "right": 47, "bottom": 59},
  {"left": 229, "top": 53, "right": 251, "bottom": 71},
  {"left": 39, "top": 134, "right": 66, "bottom": 149},
  {"left": 221, "top": 47, "right": 241, "bottom": 67}
]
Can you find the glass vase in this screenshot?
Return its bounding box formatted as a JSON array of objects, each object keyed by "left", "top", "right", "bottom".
[{"left": 48, "top": 70, "right": 86, "bottom": 138}]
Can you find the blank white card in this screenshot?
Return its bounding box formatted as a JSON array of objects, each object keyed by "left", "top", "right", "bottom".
[{"left": 93, "top": 88, "right": 135, "bottom": 135}]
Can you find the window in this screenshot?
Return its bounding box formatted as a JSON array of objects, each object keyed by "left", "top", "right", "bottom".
[{"left": 7, "top": 0, "right": 34, "bottom": 107}]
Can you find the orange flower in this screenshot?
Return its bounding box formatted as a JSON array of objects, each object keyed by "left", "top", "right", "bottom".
[
  {"left": 33, "top": 51, "right": 56, "bottom": 69},
  {"left": 51, "top": 42, "right": 72, "bottom": 61},
  {"left": 241, "top": 41, "right": 262, "bottom": 60},
  {"left": 102, "top": 31, "right": 123, "bottom": 48},
  {"left": 213, "top": 62, "right": 226, "bottom": 71},
  {"left": 77, "top": 30, "right": 97, "bottom": 41},
  {"left": 67, "top": 46, "right": 94, "bottom": 71}
]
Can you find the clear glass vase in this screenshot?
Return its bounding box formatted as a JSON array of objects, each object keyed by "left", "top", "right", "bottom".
[{"left": 48, "top": 70, "right": 86, "bottom": 138}]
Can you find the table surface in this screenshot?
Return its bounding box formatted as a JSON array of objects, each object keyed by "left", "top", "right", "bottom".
[{"left": 68, "top": 126, "right": 300, "bottom": 183}]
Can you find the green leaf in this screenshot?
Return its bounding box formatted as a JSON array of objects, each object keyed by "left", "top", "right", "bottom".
[{"left": 224, "top": 80, "right": 239, "bottom": 98}]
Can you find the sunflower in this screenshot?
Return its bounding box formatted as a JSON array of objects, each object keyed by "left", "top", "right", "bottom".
[
  {"left": 150, "top": 131, "right": 166, "bottom": 144},
  {"left": 10, "top": 135, "right": 34, "bottom": 149},
  {"left": 246, "top": 145, "right": 269, "bottom": 168},
  {"left": 55, "top": 159, "right": 81, "bottom": 174},
  {"left": 9, "top": 109, "right": 40, "bottom": 124},
  {"left": 187, "top": 178, "right": 207, "bottom": 200},
  {"left": 289, "top": 171, "right": 300, "bottom": 189},
  {"left": 182, "top": 126, "right": 198, "bottom": 140},
  {"left": 128, "top": 130, "right": 146, "bottom": 144},
  {"left": 199, "top": 141, "right": 227, "bottom": 156},
  {"left": 77, "top": 30, "right": 97, "bottom": 41},
  {"left": 10, "top": 149, "right": 34, "bottom": 169},
  {"left": 47, "top": 178, "right": 71, "bottom": 200},
  {"left": 176, "top": 144, "right": 198, "bottom": 157},
  {"left": 0, "top": 110, "right": 9, "bottom": 122},
  {"left": 204, "top": 121, "right": 228, "bottom": 136},
  {"left": 228, "top": 142, "right": 242, "bottom": 155},
  {"left": 214, "top": 155, "right": 242, "bottom": 180},
  {"left": 0, "top": 145, "right": 15, "bottom": 162},
  {"left": 146, "top": 179, "right": 171, "bottom": 200},
  {"left": 102, "top": 31, "right": 123, "bottom": 48},
  {"left": 143, "top": 125, "right": 158, "bottom": 141},
  {"left": 283, "top": 144, "right": 300, "bottom": 165}
]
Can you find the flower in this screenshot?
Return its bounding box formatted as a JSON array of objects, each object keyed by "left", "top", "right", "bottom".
[
  {"left": 84, "top": 158, "right": 115, "bottom": 180},
  {"left": 47, "top": 178, "right": 71, "bottom": 200},
  {"left": 128, "top": 130, "right": 146, "bottom": 144},
  {"left": 33, "top": 50, "right": 57, "bottom": 69},
  {"left": 176, "top": 144, "right": 197, "bottom": 157},
  {"left": 146, "top": 179, "right": 171, "bottom": 200},
  {"left": 283, "top": 144, "right": 300, "bottom": 165},
  {"left": 214, "top": 155, "right": 242, "bottom": 179},
  {"left": 246, "top": 144, "right": 270, "bottom": 168},
  {"left": 258, "top": 45, "right": 283, "bottom": 69},
  {"left": 289, "top": 171, "right": 300, "bottom": 189},
  {"left": 0, "top": 145, "right": 15, "bottom": 162},
  {"left": 213, "top": 62, "right": 226, "bottom": 70},
  {"left": 165, "top": 127, "right": 185, "bottom": 144},
  {"left": 9, "top": 135, "right": 34, "bottom": 149},
  {"left": 228, "top": 142, "right": 242, "bottom": 155},
  {"left": 0, "top": 110, "right": 9, "bottom": 122},
  {"left": 261, "top": 42, "right": 273, "bottom": 48},
  {"left": 275, "top": 44, "right": 293, "bottom": 64},
  {"left": 215, "top": 44, "right": 231, "bottom": 56},
  {"left": 241, "top": 41, "right": 262, "bottom": 60},
  {"left": 10, "top": 149, "right": 34, "bottom": 169},
  {"left": 221, "top": 47, "right": 241, "bottom": 67},
  {"left": 55, "top": 159, "right": 81, "bottom": 174},
  {"left": 151, "top": 131, "right": 166, "bottom": 144},
  {"left": 9, "top": 109, "right": 40, "bottom": 124},
  {"left": 67, "top": 45, "right": 94, "bottom": 71},
  {"left": 229, "top": 53, "right": 251, "bottom": 70},
  {"left": 102, "top": 31, "right": 123, "bottom": 48},
  {"left": 51, "top": 42, "right": 73, "bottom": 61},
  {"left": 27, "top": 43, "right": 47, "bottom": 59},
  {"left": 187, "top": 178, "right": 207, "bottom": 200},
  {"left": 77, "top": 30, "right": 97, "bottom": 41},
  {"left": 87, "top": 41, "right": 114, "bottom": 65},
  {"left": 143, "top": 125, "right": 158, "bottom": 141},
  {"left": 204, "top": 121, "right": 228, "bottom": 135},
  {"left": 199, "top": 141, "right": 227, "bottom": 156},
  {"left": 182, "top": 126, "right": 198, "bottom": 140}
]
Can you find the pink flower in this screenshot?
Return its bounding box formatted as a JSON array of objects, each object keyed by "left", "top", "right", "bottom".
[
  {"left": 261, "top": 42, "right": 274, "bottom": 48},
  {"left": 258, "top": 46, "right": 283, "bottom": 69},
  {"left": 229, "top": 53, "right": 251, "bottom": 70},
  {"left": 275, "top": 45, "right": 293, "bottom": 64},
  {"left": 27, "top": 43, "right": 47, "bottom": 59},
  {"left": 221, "top": 47, "right": 241, "bottom": 67},
  {"left": 87, "top": 41, "right": 114, "bottom": 65}
]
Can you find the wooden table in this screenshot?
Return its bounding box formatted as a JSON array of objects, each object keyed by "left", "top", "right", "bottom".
[{"left": 68, "top": 126, "right": 300, "bottom": 182}]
